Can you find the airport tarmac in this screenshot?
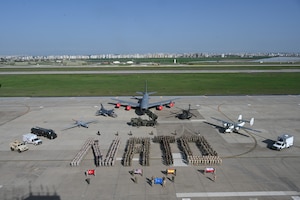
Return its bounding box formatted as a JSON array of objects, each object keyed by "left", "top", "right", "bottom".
[{"left": 0, "top": 95, "right": 299, "bottom": 200}]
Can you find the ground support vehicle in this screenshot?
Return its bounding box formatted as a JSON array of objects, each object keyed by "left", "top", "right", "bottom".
[
  {"left": 23, "top": 133, "right": 42, "bottom": 145},
  {"left": 31, "top": 127, "right": 57, "bottom": 139},
  {"left": 272, "top": 134, "right": 294, "bottom": 150},
  {"left": 130, "top": 117, "right": 156, "bottom": 127},
  {"left": 129, "top": 110, "right": 158, "bottom": 127},
  {"left": 10, "top": 140, "right": 29, "bottom": 153}
]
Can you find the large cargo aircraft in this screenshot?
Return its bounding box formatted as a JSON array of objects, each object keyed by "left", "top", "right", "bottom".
[{"left": 111, "top": 81, "right": 178, "bottom": 114}]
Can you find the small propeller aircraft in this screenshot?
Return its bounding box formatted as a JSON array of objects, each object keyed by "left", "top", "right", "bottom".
[
  {"left": 211, "top": 114, "right": 260, "bottom": 133},
  {"left": 96, "top": 104, "right": 117, "bottom": 118},
  {"left": 62, "top": 119, "right": 97, "bottom": 130}
]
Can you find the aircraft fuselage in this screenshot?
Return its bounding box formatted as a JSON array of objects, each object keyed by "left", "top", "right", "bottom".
[{"left": 140, "top": 93, "right": 150, "bottom": 111}]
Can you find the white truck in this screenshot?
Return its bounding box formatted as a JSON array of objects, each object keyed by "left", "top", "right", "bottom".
[
  {"left": 23, "top": 133, "right": 42, "bottom": 145},
  {"left": 272, "top": 134, "right": 294, "bottom": 151}
]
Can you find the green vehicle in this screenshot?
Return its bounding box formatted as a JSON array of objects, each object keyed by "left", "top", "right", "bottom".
[{"left": 129, "top": 109, "right": 158, "bottom": 127}]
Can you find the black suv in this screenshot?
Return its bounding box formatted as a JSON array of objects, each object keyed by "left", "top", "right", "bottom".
[{"left": 31, "top": 127, "right": 57, "bottom": 139}]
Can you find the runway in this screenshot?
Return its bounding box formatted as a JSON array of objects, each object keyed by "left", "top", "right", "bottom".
[
  {"left": 0, "top": 95, "right": 299, "bottom": 200},
  {"left": 1, "top": 69, "right": 300, "bottom": 74}
]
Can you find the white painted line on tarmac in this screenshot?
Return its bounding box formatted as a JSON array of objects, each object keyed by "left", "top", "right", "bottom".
[
  {"left": 159, "top": 119, "right": 206, "bottom": 124},
  {"left": 116, "top": 158, "right": 139, "bottom": 161},
  {"left": 190, "top": 119, "right": 206, "bottom": 122},
  {"left": 176, "top": 191, "right": 300, "bottom": 198},
  {"left": 173, "top": 153, "right": 188, "bottom": 167}
]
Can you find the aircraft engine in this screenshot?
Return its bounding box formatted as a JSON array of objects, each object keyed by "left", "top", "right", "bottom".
[
  {"left": 116, "top": 103, "right": 121, "bottom": 108},
  {"left": 225, "top": 129, "right": 232, "bottom": 133},
  {"left": 157, "top": 105, "right": 163, "bottom": 110},
  {"left": 169, "top": 102, "right": 175, "bottom": 107},
  {"left": 126, "top": 105, "right": 131, "bottom": 110}
]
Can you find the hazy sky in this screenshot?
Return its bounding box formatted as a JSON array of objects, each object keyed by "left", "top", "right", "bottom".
[{"left": 1, "top": 0, "right": 300, "bottom": 55}]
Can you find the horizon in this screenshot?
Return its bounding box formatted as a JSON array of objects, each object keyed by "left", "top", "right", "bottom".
[
  {"left": 1, "top": 52, "right": 300, "bottom": 58},
  {"left": 1, "top": 0, "right": 300, "bottom": 56}
]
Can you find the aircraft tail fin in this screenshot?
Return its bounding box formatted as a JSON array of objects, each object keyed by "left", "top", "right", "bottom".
[
  {"left": 145, "top": 80, "right": 148, "bottom": 93},
  {"left": 148, "top": 92, "right": 157, "bottom": 95},
  {"left": 250, "top": 118, "right": 254, "bottom": 126},
  {"left": 135, "top": 81, "right": 148, "bottom": 95},
  {"left": 136, "top": 80, "right": 156, "bottom": 95},
  {"left": 144, "top": 80, "right": 156, "bottom": 95},
  {"left": 238, "top": 114, "right": 243, "bottom": 122},
  {"left": 239, "top": 114, "right": 255, "bottom": 126}
]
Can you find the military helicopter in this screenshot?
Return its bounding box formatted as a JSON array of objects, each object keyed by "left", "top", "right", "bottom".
[{"left": 171, "top": 104, "right": 197, "bottom": 120}]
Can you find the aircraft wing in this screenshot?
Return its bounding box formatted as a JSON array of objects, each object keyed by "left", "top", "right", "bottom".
[
  {"left": 62, "top": 124, "right": 79, "bottom": 131},
  {"left": 95, "top": 110, "right": 103, "bottom": 116},
  {"left": 211, "top": 117, "right": 233, "bottom": 125},
  {"left": 240, "top": 126, "right": 262, "bottom": 133},
  {"left": 148, "top": 98, "right": 180, "bottom": 108},
  {"left": 84, "top": 120, "right": 98, "bottom": 124},
  {"left": 111, "top": 98, "right": 140, "bottom": 107}
]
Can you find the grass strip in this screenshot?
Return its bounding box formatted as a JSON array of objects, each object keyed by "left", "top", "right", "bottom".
[
  {"left": 1, "top": 65, "right": 300, "bottom": 72},
  {"left": 0, "top": 73, "right": 299, "bottom": 97}
]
